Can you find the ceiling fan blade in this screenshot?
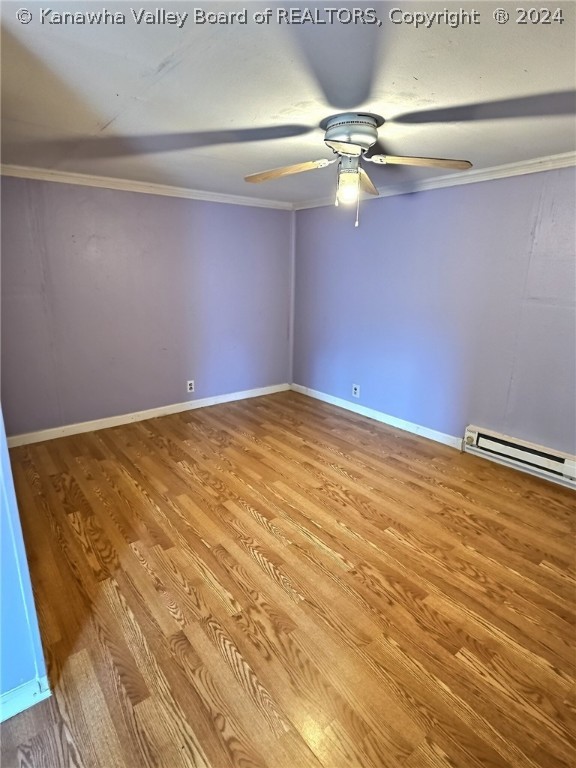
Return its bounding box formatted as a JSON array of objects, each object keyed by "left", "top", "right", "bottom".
[
  {"left": 7, "top": 125, "right": 312, "bottom": 162},
  {"left": 369, "top": 155, "right": 472, "bottom": 170},
  {"left": 293, "top": 6, "right": 382, "bottom": 108},
  {"left": 394, "top": 91, "right": 576, "bottom": 124},
  {"left": 359, "top": 168, "right": 379, "bottom": 196},
  {"left": 245, "top": 158, "right": 333, "bottom": 184}
]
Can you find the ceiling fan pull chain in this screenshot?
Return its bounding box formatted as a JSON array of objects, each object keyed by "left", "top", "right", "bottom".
[{"left": 355, "top": 194, "right": 360, "bottom": 227}]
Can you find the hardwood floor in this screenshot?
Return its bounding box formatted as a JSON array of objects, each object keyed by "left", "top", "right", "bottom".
[{"left": 2, "top": 391, "right": 575, "bottom": 768}]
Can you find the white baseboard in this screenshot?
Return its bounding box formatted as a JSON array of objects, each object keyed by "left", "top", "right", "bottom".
[
  {"left": 0, "top": 675, "right": 51, "bottom": 723},
  {"left": 290, "top": 384, "right": 462, "bottom": 450},
  {"left": 7, "top": 382, "right": 460, "bottom": 451},
  {"left": 7, "top": 384, "right": 290, "bottom": 447}
]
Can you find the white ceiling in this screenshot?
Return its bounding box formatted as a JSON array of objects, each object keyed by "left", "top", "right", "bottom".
[{"left": 2, "top": 1, "right": 575, "bottom": 207}]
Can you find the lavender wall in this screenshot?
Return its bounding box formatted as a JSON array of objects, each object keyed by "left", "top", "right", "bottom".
[
  {"left": 3, "top": 169, "right": 574, "bottom": 454},
  {"left": 293, "top": 168, "right": 576, "bottom": 454},
  {"left": 1, "top": 178, "right": 291, "bottom": 435}
]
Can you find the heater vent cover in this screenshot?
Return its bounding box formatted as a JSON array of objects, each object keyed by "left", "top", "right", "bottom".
[{"left": 463, "top": 425, "right": 576, "bottom": 489}]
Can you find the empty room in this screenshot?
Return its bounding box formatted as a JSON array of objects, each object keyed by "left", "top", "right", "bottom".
[{"left": 1, "top": 2, "right": 575, "bottom": 767}]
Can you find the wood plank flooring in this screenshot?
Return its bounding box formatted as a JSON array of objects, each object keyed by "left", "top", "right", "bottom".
[{"left": 1, "top": 391, "right": 575, "bottom": 768}]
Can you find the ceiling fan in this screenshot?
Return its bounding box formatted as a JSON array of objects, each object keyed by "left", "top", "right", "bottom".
[{"left": 245, "top": 111, "right": 472, "bottom": 221}]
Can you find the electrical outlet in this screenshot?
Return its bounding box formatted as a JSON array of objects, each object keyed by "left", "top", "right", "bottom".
[
  {"left": 187, "top": 380, "right": 195, "bottom": 393},
  {"left": 352, "top": 384, "right": 360, "bottom": 398}
]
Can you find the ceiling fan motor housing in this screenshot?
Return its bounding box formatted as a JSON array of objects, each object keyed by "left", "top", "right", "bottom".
[{"left": 323, "top": 112, "right": 383, "bottom": 156}]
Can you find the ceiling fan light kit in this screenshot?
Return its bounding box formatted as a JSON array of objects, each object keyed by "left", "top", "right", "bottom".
[
  {"left": 336, "top": 155, "right": 361, "bottom": 206},
  {"left": 245, "top": 112, "right": 473, "bottom": 227},
  {"left": 335, "top": 159, "right": 363, "bottom": 226}
]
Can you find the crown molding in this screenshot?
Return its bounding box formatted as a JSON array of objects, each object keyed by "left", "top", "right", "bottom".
[
  {"left": 2, "top": 152, "right": 574, "bottom": 212},
  {"left": 293, "top": 151, "right": 576, "bottom": 210},
  {"left": 0, "top": 164, "right": 294, "bottom": 211}
]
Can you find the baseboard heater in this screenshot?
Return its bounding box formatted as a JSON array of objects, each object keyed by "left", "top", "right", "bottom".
[{"left": 463, "top": 425, "right": 576, "bottom": 489}]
